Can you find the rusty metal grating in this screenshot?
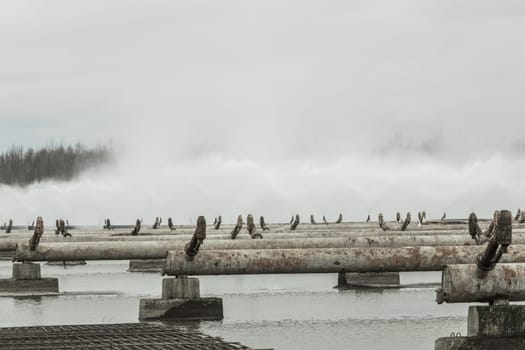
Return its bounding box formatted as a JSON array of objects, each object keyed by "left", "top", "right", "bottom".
[{"left": 0, "top": 323, "right": 253, "bottom": 350}]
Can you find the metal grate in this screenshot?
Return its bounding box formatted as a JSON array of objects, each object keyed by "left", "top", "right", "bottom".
[{"left": 0, "top": 323, "right": 253, "bottom": 350}]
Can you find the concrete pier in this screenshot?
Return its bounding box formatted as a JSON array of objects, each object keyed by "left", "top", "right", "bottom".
[
  {"left": 435, "top": 336, "right": 525, "bottom": 350},
  {"left": 0, "top": 250, "right": 12, "bottom": 260},
  {"left": 128, "top": 259, "right": 164, "bottom": 272},
  {"left": 13, "top": 262, "right": 42, "bottom": 279},
  {"left": 139, "top": 277, "right": 223, "bottom": 321},
  {"left": 337, "top": 272, "right": 400, "bottom": 288},
  {"left": 0, "top": 262, "right": 58, "bottom": 296},
  {"left": 467, "top": 305, "right": 525, "bottom": 337},
  {"left": 435, "top": 305, "right": 525, "bottom": 349}
]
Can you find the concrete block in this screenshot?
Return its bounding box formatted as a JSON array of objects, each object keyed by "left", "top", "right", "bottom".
[
  {"left": 128, "top": 259, "right": 164, "bottom": 273},
  {"left": 0, "top": 250, "right": 14, "bottom": 260},
  {"left": 435, "top": 336, "right": 525, "bottom": 350},
  {"left": 338, "top": 271, "right": 400, "bottom": 288},
  {"left": 468, "top": 305, "right": 525, "bottom": 337},
  {"left": 139, "top": 297, "right": 223, "bottom": 321},
  {"left": 162, "top": 278, "right": 200, "bottom": 300},
  {"left": 46, "top": 260, "right": 87, "bottom": 266},
  {"left": 12, "top": 263, "right": 41, "bottom": 280},
  {"left": 0, "top": 278, "right": 59, "bottom": 296}
]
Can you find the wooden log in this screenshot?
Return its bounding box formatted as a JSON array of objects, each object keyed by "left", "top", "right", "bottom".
[
  {"left": 7, "top": 229, "right": 525, "bottom": 252},
  {"left": 19, "top": 234, "right": 525, "bottom": 261},
  {"left": 437, "top": 264, "right": 525, "bottom": 304},
  {"left": 163, "top": 246, "right": 525, "bottom": 276}
]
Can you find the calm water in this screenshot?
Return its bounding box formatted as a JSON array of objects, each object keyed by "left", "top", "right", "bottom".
[{"left": 0, "top": 261, "right": 468, "bottom": 349}]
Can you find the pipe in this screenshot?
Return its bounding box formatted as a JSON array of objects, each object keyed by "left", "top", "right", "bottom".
[
  {"left": 437, "top": 264, "right": 525, "bottom": 304},
  {"left": 5, "top": 227, "right": 525, "bottom": 245},
  {"left": 14, "top": 234, "right": 525, "bottom": 261},
  {"left": 163, "top": 246, "right": 525, "bottom": 276},
  {"left": 16, "top": 235, "right": 524, "bottom": 261}
]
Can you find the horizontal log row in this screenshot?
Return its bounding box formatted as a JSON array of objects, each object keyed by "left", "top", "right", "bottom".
[
  {"left": 14, "top": 235, "right": 525, "bottom": 262},
  {"left": 5, "top": 227, "right": 525, "bottom": 252},
  {"left": 163, "top": 246, "right": 525, "bottom": 276}
]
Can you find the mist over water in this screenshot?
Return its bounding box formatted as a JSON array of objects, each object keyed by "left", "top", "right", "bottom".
[
  {"left": 1, "top": 1, "right": 525, "bottom": 224},
  {"left": 1, "top": 134, "right": 523, "bottom": 225}
]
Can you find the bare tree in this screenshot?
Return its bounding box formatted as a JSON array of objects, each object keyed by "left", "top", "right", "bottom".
[{"left": 0, "top": 143, "right": 111, "bottom": 186}]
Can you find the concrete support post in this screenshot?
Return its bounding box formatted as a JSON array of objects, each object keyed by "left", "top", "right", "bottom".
[
  {"left": 12, "top": 262, "right": 41, "bottom": 280},
  {"left": 128, "top": 259, "right": 165, "bottom": 272},
  {"left": 0, "top": 263, "right": 59, "bottom": 296},
  {"left": 161, "top": 277, "right": 200, "bottom": 299},
  {"left": 468, "top": 305, "right": 525, "bottom": 337},
  {"left": 337, "top": 272, "right": 400, "bottom": 288},
  {"left": 139, "top": 276, "right": 223, "bottom": 321},
  {"left": 435, "top": 305, "right": 525, "bottom": 349}
]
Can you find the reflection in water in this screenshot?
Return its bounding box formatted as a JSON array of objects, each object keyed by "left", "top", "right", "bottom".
[
  {"left": 14, "top": 296, "right": 44, "bottom": 305},
  {"left": 0, "top": 261, "right": 466, "bottom": 350}
]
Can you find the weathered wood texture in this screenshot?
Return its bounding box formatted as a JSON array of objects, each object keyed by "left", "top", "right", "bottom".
[{"left": 163, "top": 246, "right": 525, "bottom": 276}]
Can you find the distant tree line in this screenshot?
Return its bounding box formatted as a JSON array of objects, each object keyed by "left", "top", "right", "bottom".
[{"left": 0, "top": 143, "right": 112, "bottom": 186}]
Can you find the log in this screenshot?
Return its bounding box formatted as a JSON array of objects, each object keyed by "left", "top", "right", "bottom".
[
  {"left": 437, "top": 264, "right": 525, "bottom": 304},
  {"left": 6, "top": 232, "right": 525, "bottom": 252},
  {"left": 18, "top": 235, "right": 525, "bottom": 261},
  {"left": 163, "top": 246, "right": 525, "bottom": 276}
]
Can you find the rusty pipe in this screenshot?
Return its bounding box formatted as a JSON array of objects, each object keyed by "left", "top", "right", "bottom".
[
  {"left": 437, "top": 264, "right": 525, "bottom": 304},
  {"left": 13, "top": 234, "right": 525, "bottom": 261},
  {"left": 163, "top": 246, "right": 525, "bottom": 276}
]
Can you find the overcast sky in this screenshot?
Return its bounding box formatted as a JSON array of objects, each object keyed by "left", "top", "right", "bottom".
[{"left": 1, "top": 1, "right": 525, "bottom": 225}]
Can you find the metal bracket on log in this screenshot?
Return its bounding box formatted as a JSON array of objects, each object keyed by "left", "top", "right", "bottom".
[
  {"left": 378, "top": 213, "right": 390, "bottom": 231},
  {"left": 230, "top": 215, "right": 242, "bottom": 239},
  {"left": 290, "top": 214, "right": 300, "bottom": 230},
  {"left": 104, "top": 218, "right": 112, "bottom": 230},
  {"left": 400, "top": 212, "right": 411, "bottom": 231},
  {"left": 130, "top": 219, "right": 141, "bottom": 236},
  {"left": 417, "top": 211, "right": 426, "bottom": 225},
  {"left": 168, "top": 217, "right": 175, "bottom": 231},
  {"left": 152, "top": 217, "right": 162, "bottom": 229},
  {"left": 476, "top": 210, "right": 512, "bottom": 279},
  {"left": 468, "top": 212, "right": 495, "bottom": 244},
  {"left": 247, "top": 214, "right": 262, "bottom": 239},
  {"left": 6, "top": 219, "right": 13, "bottom": 233},
  {"left": 260, "top": 216, "right": 270, "bottom": 231},
  {"left": 29, "top": 217, "right": 44, "bottom": 252},
  {"left": 214, "top": 216, "right": 222, "bottom": 230},
  {"left": 55, "top": 219, "right": 71, "bottom": 237},
  {"left": 184, "top": 216, "right": 206, "bottom": 259}
]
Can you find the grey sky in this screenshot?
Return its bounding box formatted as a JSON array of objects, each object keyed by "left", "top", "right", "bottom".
[{"left": 1, "top": 1, "right": 524, "bottom": 224}]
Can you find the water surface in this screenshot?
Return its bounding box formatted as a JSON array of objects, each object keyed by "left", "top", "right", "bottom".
[{"left": 0, "top": 261, "right": 467, "bottom": 349}]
